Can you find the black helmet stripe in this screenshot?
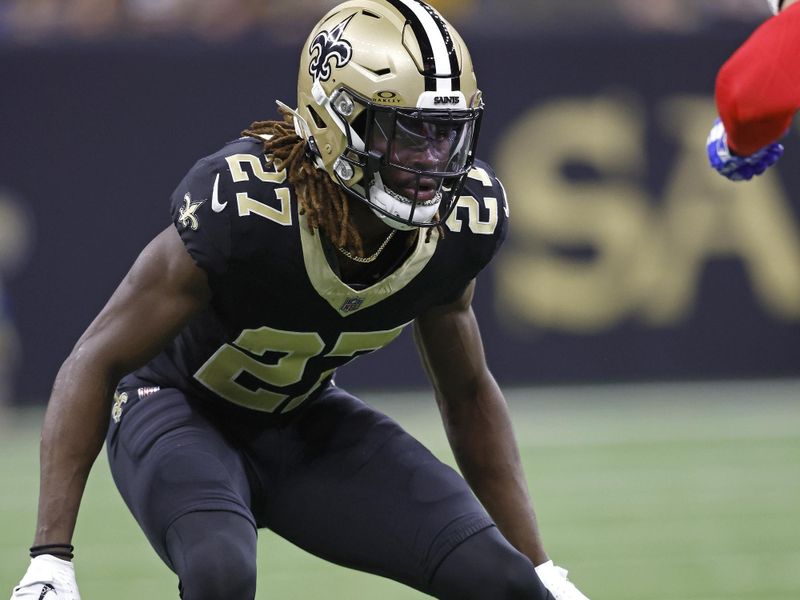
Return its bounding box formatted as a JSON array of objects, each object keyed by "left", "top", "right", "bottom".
[{"left": 384, "top": 0, "right": 460, "bottom": 93}]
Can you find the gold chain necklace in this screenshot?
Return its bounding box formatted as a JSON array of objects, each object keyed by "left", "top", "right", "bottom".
[{"left": 338, "top": 230, "right": 396, "bottom": 264}]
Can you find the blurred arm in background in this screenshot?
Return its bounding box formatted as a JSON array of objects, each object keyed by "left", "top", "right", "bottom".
[
  {"left": 707, "top": 0, "right": 800, "bottom": 180},
  {"left": 716, "top": 0, "right": 800, "bottom": 155},
  {"left": 0, "top": 194, "right": 31, "bottom": 406}
]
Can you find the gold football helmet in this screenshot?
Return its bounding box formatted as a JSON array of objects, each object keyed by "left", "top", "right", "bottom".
[{"left": 289, "top": 0, "right": 484, "bottom": 230}]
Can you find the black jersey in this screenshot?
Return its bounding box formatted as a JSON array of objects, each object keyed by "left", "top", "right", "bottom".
[{"left": 136, "top": 137, "right": 508, "bottom": 414}]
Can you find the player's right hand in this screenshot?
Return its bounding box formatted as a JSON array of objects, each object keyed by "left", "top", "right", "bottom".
[
  {"left": 10, "top": 555, "right": 81, "bottom": 600},
  {"left": 707, "top": 118, "right": 784, "bottom": 181}
]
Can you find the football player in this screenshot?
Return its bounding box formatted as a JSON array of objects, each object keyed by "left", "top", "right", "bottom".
[
  {"left": 10, "top": 1, "right": 590, "bottom": 599},
  {"left": 707, "top": 0, "right": 800, "bottom": 180}
]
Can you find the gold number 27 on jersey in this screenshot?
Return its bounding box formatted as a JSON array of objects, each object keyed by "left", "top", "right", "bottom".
[
  {"left": 226, "top": 153, "right": 292, "bottom": 225},
  {"left": 194, "top": 325, "right": 407, "bottom": 413}
]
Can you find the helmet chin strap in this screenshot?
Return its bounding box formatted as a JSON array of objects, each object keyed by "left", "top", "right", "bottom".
[{"left": 368, "top": 173, "right": 439, "bottom": 231}]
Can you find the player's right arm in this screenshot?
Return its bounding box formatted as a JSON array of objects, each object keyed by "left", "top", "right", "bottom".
[{"left": 11, "top": 225, "right": 209, "bottom": 599}]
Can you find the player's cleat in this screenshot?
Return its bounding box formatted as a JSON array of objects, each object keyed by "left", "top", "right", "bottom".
[
  {"left": 535, "top": 560, "right": 590, "bottom": 600},
  {"left": 10, "top": 556, "right": 80, "bottom": 600},
  {"left": 707, "top": 118, "right": 784, "bottom": 181}
]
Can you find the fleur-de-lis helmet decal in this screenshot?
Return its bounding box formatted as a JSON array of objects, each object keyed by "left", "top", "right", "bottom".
[{"left": 308, "top": 13, "right": 355, "bottom": 81}]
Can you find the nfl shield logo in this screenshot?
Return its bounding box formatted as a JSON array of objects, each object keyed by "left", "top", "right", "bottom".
[{"left": 340, "top": 296, "right": 364, "bottom": 313}]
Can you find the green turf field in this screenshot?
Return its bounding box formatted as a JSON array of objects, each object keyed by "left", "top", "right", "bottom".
[{"left": 2, "top": 380, "right": 798, "bottom": 599}]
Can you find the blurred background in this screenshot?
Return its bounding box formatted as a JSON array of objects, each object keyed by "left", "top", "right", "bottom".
[
  {"left": 1, "top": 0, "right": 798, "bottom": 598},
  {"left": 2, "top": 0, "right": 799, "bottom": 402}
]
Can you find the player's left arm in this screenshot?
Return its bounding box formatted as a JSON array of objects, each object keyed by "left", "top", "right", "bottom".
[
  {"left": 414, "top": 282, "right": 589, "bottom": 599},
  {"left": 413, "top": 279, "right": 545, "bottom": 564}
]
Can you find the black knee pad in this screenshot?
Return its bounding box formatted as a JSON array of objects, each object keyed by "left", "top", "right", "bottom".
[
  {"left": 429, "top": 526, "right": 553, "bottom": 600},
  {"left": 166, "top": 511, "right": 258, "bottom": 600}
]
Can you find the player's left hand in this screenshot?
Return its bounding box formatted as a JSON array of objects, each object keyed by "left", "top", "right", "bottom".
[
  {"left": 707, "top": 117, "right": 784, "bottom": 181},
  {"left": 535, "top": 560, "right": 590, "bottom": 600}
]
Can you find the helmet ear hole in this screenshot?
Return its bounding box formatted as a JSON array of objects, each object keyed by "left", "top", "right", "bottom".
[
  {"left": 307, "top": 105, "right": 327, "bottom": 129},
  {"left": 351, "top": 111, "right": 368, "bottom": 140}
]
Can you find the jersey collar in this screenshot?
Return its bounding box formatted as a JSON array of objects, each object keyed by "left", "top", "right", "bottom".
[{"left": 298, "top": 209, "right": 439, "bottom": 317}]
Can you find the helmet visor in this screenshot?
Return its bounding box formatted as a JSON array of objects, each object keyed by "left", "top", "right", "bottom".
[{"left": 373, "top": 110, "right": 475, "bottom": 175}]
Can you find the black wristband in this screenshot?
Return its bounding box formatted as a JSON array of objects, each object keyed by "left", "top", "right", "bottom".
[{"left": 29, "top": 544, "right": 74, "bottom": 560}]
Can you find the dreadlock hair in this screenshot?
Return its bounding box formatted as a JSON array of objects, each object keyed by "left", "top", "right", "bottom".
[
  {"left": 242, "top": 109, "right": 439, "bottom": 257},
  {"left": 243, "top": 111, "right": 365, "bottom": 255}
]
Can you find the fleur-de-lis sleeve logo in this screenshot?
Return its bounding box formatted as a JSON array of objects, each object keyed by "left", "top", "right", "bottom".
[
  {"left": 308, "top": 14, "right": 355, "bottom": 82},
  {"left": 112, "top": 391, "right": 128, "bottom": 423},
  {"left": 178, "top": 192, "right": 205, "bottom": 231}
]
